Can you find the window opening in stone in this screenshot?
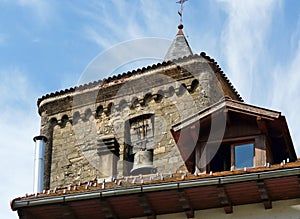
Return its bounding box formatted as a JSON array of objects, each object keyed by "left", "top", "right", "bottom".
[
  {"left": 119, "top": 99, "right": 127, "bottom": 111},
  {"left": 125, "top": 114, "right": 155, "bottom": 175},
  {"left": 141, "top": 93, "right": 152, "bottom": 106},
  {"left": 73, "top": 111, "right": 80, "bottom": 124},
  {"left": 177, "top": 83, "right": 187, "bottom": 96},
  {"left": 190, "top": 79, "right": 199, "bottom": 93},
  {"left": 130, "top": 97, "right": 139, "bottom": 109},
  {"left": 96, "top": 105, "right": 103, "bottom": 118},
  {"left": 154, "top": 90, "right": 164, "bottom": 103},
  {"left": 61, "top": 115, "right": 69, "bottom": 127},
  {"left": 50, "top": 117, "right": 58, "bottom": 126},
  {"left": 84, "top": 108, "right": 92, "bottom": 121},
  {"left": 106, "top": 102, "right": 115, "bottom": 115},
  {"left": 168, "top": 86, "right": 175, "bottom": 97}
]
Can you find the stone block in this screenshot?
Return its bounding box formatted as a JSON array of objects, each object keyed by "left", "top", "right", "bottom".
[
  {"left": 154, "top": 146, "right": 166, "bottom": 154},
  {"left": 168, "top": 156, "right": 179, "bottom": 164}
]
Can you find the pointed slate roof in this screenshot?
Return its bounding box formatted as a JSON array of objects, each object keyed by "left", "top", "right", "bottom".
[{"left": 164, "top": 24, "right": 193, "bottom": 62}]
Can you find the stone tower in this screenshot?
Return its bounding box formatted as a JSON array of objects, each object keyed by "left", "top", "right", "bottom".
[{"left": 37, "top": 25, "right": 242, "bottom": 190}]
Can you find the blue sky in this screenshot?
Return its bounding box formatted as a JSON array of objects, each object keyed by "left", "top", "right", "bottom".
[{"left": 1, "top": 0, "right": 300, "bottom": 218}]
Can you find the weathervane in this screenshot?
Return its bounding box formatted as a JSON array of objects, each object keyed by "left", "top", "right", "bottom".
[{"left": 177, "top": 0, "right": 188, "bottom": 24}]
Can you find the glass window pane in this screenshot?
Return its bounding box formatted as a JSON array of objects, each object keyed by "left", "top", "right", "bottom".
[{"left": 235, "top": 143, "right": 254, "bottom": 169}]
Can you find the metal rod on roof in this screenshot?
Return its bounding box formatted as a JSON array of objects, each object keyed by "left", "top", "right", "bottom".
[{"left": 33, "top": 135, "right": 47, "bottom": 194}]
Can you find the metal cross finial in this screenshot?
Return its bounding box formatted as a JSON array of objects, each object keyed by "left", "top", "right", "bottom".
[{"left": 177, "top": 0, "right": 188, "bottom": 24}]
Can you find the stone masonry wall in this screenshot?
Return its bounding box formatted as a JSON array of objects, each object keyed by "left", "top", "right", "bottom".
[{"left": 39, "top": 58, "right": 227, "bottom": 189}]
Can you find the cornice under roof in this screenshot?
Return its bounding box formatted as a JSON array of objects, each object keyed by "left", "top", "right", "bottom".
[{"left": 37, "top": 53, "right": 243, "bottom": 107}]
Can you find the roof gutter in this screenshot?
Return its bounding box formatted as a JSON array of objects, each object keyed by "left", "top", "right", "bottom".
[{"left": 11, "top": 167, "right": 300, "bottom": 211}]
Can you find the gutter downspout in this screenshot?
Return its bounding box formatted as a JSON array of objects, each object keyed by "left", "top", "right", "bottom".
[{"left": 33, "top": 135, "right": 47, "bottom": 194}]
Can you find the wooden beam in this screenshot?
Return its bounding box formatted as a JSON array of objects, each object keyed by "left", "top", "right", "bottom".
[
  {"left": 257, "top": 117, "right": 268, "bottom": 135},
  {"left": 257, "top": 180, "right": 272, "bottom": 209},
  {"left": 224, "top": 109, "right": 231, "bottom": 125},
  {"left": 198, "top": 134, "right": 260, "bottom": 144},
  {"left": 18, "top": 209, "right": 37, "bottom": 219},
  {"left": 60, "top": 203, "right": 79, "bottom": 219},
  {"left": 137, "top": 194, "right": 156, "bottom": 219},
  {"left": 100, "top": 199, "right": 118, "bottom": 219},
  {"left": 228, "top": 108, "right": 275, "bottom": 121},
  {"left": 254, "top": 135, "right": 267, "bottom": 167},
  {"left": 217, "top": 185, "right": 232, "bottom": 214},
  {"left": 177, "top": 190, "right": 194, "bottom": 218}
]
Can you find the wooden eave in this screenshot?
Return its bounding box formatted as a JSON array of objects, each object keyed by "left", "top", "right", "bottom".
[
  {"left": 11, "top": 164, "right": 300, "bottom": 219},
  {"left": 171, "top": 98, "right": 281, "bottom": 133}
]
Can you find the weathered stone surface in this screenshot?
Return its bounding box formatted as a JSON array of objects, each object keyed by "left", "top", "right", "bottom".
[{"left": 38, "top": 58, "right": 235, "bottom": 189}]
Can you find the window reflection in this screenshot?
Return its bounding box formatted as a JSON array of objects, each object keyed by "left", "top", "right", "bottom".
[{"left": 235, "top": 143, "right": 254, "bottom": 169}]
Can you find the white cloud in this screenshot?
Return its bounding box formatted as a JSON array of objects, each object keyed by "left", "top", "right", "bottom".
[
  {"left": 139, "top": 0, "right": 175, "bottom": 36},
  {"left": 0, "top": 68, "right": 40, "bottom": 219},
  {"left": 17, "top": 0, "right": 53, "bottom": 23},
  {"left": 0, "top": 0, "right": 52, "bottom": 21},
  {"left": 217, "top": 0, "right": 278, "bottom": 101},
  {"left": 270, "top": 40, "right": 300, "bottom": 155},
  {"left": 0, "top": 68, "right": 30, "bottom": 105},
  {"left": 290, "top": 13, "right": 300, "bottom": 51},
  {"left": 216, "top": 0, "right": 300, "bottom": 155},
  {"left": 73, "top": 2, "right": 124, "bottom": 48},
  {"left": 84, "top": 26, "right": 113, "bottom": 49},
  {"left": 75, "top": 0, "right": 176, "bottom": 49}
]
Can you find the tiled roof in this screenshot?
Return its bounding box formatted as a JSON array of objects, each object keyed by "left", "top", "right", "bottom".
[
  {"left": 12, "top": 161, "right": 300, "bottom": 202},
  {"left": 11, "top": 161, "right": 300, "bottom": 218},
  {"left": 37, "top": 52, "right": 243, "bottom": 106}
]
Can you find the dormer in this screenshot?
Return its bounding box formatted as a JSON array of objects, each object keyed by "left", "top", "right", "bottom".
[{"left": 171, "top": 98, "right": 297, "bottom": 174}]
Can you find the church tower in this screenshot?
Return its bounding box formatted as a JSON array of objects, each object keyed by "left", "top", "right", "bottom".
[
  {"left": 34, "top": 21, "right": 244, "bottom": 190},
  {"left": 11, "top": 3, "right": 299, "bottom": 218}
]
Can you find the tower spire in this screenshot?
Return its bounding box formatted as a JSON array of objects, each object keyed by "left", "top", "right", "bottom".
[{"left": 164, "top": 0, "right": 192, "bottom": 61}]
